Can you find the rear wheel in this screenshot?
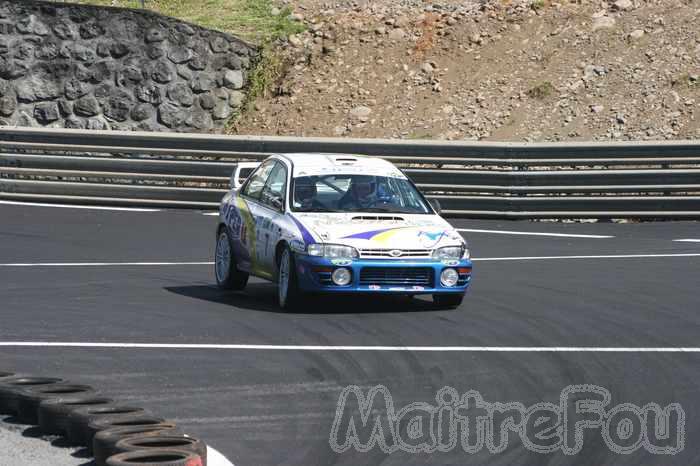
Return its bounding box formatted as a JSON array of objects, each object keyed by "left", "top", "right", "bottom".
[
  {"left": 433, "top": 293, "right": 464, "bottom": 309},
  {"left": 278, "top": 247, "right": 302, "bottom": 310},
  {"left": 215, "top": 228, "right": 248, "bottom": 290}
]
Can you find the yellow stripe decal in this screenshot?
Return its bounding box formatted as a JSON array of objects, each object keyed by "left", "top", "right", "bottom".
[{"left": 235, "top": 197, "right": 263, "bottom": 275}]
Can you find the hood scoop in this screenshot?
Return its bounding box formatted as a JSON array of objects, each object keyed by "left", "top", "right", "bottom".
[{"left": 351, "top": 215, "right": 405, "bottom": 222}]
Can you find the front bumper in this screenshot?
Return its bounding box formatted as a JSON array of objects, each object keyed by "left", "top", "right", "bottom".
[{"left": 294, "top": 254, "right": 472, "bottom": 294}]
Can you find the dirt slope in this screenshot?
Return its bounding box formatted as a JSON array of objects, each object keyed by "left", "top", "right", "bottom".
[{"left": 234, "top": 0, "right": 700, "bottom": 141}]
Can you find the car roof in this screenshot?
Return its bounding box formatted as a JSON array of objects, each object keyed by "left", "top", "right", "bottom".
[{"left": 273, "top": 153, "right": 405, "bottom": 178}]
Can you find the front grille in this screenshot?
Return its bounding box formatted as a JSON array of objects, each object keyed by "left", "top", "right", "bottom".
[
  {"left": 316, "top": 270, "right": 333, "bottom": 285},
  {"left": 359, "top": 248, "right": 432, "bottom": 259},
  {"left": 359, "top": 267, "right": 434, "bottom": 287}
]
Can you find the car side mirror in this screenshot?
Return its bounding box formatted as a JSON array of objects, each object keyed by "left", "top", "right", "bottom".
[
  {"left": 270, "top": 196, "right": 283, "bottom": 211},
  {"left": 428, "top": 198, "right": 442, "bottom": 214}
]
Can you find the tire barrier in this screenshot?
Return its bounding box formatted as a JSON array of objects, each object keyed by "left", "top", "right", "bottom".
[
  {"left": 86, "top": 416, "right": 167, "bottom": 453},
  {"left": 93, "top": 424, "right": 181, "bottom": 466},
  {"left": 16, "top": 384, "right": 96, "bottom": 424},
  {"left": 0, "top": 377, "right": 63, "bottom": 415},
  {"left": 113, "top": 436, "right": 207, "bottom": 464},
  {"left": 0, "top": 373, "right": 207, "bottom": 466},
  {"left": 39, "top": 396, "right": 115, "bottom": 435},
  {"left": 2, "top": 126, "right": 700, "bottom": 219},
  {"left": 106, "top": 450, "right": 204, "bottom": 466},
  {"left": 67, "top": 405, "right": 151, "bottom": 446}
]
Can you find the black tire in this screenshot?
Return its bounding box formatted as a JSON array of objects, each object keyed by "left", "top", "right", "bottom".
[
  {"left": 277, "top": 246, "right": 303, "bottom": 310},
  {"left": 39, "top": 396, "right": 114, "bottom": 435},
  {"left": 106, "top": 449, "right": 203, "bottom": 466},
  {"left": 85, "top": 416, "right": 166, "bottom": 453},
  {"left": 67, "top": 405, "right": 149, "bottom": 447},
  {"left": 113, "top": 436, "right": 207, "bottom": 465},
  {"left": 16, "top": 384, "right": 96, "bottom": 425},
  {"left": 0, "top": 377, "right": 63, "bottom": 415},
  {"left": 214, "top": 227, "right": 249, "bottom": 290},
  {"left": 93, "top": 424, "right": 180, "bottom": 466},
  {"left": 433, "top": 293, "right": 464, "bottom": 309}
]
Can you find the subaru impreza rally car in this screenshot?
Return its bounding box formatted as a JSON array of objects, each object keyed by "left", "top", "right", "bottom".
[{"left": 214, "top": 153, "right": 472, "bottom": 310}]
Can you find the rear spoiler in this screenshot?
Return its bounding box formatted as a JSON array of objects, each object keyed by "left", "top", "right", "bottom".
[{"left": 229, "top": 162, "right": 261, "bottom": 190}]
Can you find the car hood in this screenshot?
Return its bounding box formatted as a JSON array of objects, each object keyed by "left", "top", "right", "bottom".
[{"left": 291, "top": 212, "right": 464, "bottom": 250}]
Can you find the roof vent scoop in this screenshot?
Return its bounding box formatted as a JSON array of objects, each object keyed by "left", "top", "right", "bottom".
[{"left": 333, "top": 156, "right": 358, "bottom": 164}]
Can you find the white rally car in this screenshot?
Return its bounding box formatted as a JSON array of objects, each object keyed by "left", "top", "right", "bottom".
[{"left": 214, "top": 153, "right": 472, "bottom": 310}]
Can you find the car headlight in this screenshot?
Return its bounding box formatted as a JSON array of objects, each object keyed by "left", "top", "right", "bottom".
[
  {"left": 331, "top": 268, "right": 352, "bottom": 285},
  {"left": 440, "top": 268, "right": 459, "bottom": 287},
  {"left": 432, "top": 245, "right": 466, "bottom": 260},
  {"left": 306, "top": 244, "right": 359, "bottom": 259},
  {"left": 307, "top": 244, "right": 324, "bottom": 256}
]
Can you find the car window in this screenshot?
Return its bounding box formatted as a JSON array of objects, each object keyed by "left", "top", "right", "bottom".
[
  {"left": 291, "top": 174, "right": 430, "bottom": 214},
  {"left": 394, "top": 177, "right": 428, "bottom": 212},
  {"left": 260, "top": 162, "right": 287, "bottom": 211},
  {"left": 241, "top": 161, "right": 275, "bottom": 200}
]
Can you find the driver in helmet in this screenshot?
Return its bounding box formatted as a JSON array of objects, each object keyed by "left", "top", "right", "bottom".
[
  {"left": 339, "top": 176, "right": 377, "bottom": 210},
  {"left": 294, "top": 177, "right": 324, "bottom": 211}
]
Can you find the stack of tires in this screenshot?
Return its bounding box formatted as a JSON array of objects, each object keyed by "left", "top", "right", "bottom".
[{"left": 0, "top": 372, "right": 207, "bottom": 466}]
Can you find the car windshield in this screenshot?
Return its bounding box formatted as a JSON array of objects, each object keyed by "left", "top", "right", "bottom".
[{"left": 291, "top": 174, "right": 431, "bottom": 214}]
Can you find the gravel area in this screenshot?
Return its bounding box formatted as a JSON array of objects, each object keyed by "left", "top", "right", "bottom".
[
  {"left": 0, "top": 416, "right": 92, "bottom": 466},
  {"left": 236, "top": 0, "right": 700, "bottom": 142}
]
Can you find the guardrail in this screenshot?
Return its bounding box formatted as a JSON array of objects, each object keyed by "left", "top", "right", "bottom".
[{"left": 1, "top": 127, "right": 699, "bottom": 218}]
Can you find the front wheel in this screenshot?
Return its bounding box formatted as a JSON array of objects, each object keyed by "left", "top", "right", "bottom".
[
  {"left": 215, "top": 228, "right": 248, "bottom": 290},
  {"left": 278, "top": 247, "right": 303, "bottom": 310},
  {"left": 433, "top": 293, "right": 464, "bottom": 309}
]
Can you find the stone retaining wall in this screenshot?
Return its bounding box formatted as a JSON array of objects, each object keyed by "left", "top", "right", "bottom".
[{"left": 0, "top": 0, "right": 257, "bottom": 132}]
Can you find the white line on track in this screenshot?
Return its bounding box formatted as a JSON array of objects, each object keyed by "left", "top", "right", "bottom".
[
  {"left": 1, "top": 252, "right": 699, "bottom": 267},
  {"left": 0, "top": 262, "right": 213, "bottom": 267},
  {"left": 2, "top": 342, "right": 700, "bottom": 352},
  {"left": 456, "top": 228, "right": 613, "bottom": 239},
  {"left": 673, "top": 239, "right": 700, "bottom": 243},
  {"left": 207, "top": 446, "right": 235, "bottom": 466},
  {"left": 0, "top": 200, "right": 160, "bottom": 212},
  {"left": 473, "top": 253, "right": 700, "bottom": 261},
  {"left": 202, "top": 212, "right": 219, "bottom": 216}
]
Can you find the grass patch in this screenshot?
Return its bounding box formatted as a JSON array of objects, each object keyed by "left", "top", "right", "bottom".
[
  {"left": 225, "top": 42, "right": 294, "bottom": 132},
  {"left": 74, "top": 0, "right": 305, "bottom": 44},
  {"left": 530, "top": 0, "right": 547, "bottom": 10},
  {"left": 245, "top": 44, "right": 290, "bottom": 101},
  {"left": 671, "top": 73, "right": 698, "bottom": 89},
  {"left": 407, "top": 131, "right": 433, "bottom": 140},
  {"left": 527, "top": 81, "right": 555, "bottom": 99}
]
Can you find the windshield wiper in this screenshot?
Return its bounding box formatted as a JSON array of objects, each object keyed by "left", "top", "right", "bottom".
[
  {"left": 348, "top": 207, "right": 407, "bottom": 213},
  {"left": 296, "top": 207, "right": 338, "bottom": 212}
]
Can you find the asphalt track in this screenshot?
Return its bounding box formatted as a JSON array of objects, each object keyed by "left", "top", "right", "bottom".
[{"left": 1, "top": 202, "right": 699, "bottom": 466}]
